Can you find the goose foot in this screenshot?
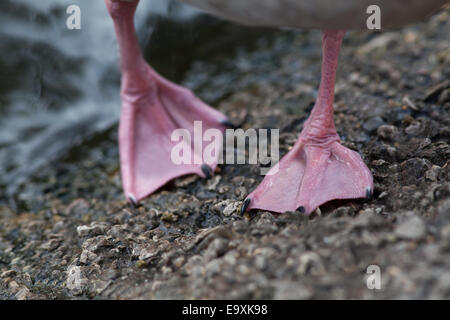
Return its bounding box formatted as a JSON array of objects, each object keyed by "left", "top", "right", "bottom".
[
  {"left": 243, "top": 138, "right": 373, "bottom": 214},
  {"left": 243, "top": 30, "right": 373, "bottom": 215},
  {"left": 106, "top": 0, "right": 229, "bottom": 205},
  {"left": 119, "top": 71, "right": 229, "bottom": 204}
]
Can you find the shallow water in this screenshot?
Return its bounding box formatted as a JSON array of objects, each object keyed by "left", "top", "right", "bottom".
[{"left": 0, "top": 0, "right": 264, "bottom": 206}]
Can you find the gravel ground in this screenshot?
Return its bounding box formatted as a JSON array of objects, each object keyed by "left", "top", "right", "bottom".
[{"left": 0, "top": 8, "right": 449, "bottom": 300}]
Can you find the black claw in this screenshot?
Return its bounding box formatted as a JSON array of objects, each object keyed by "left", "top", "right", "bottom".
[
  {"left": 366, "top": 187, "right": 373, "bottom": 200},
  {"left": 201, "top": 164, "right": 213, "bottom": 179},
  {"left": 128, "top": 193, "right": 138, "bottom": 208},
  {"left": 297, "top": 206, "right": 306, "bottom": 213},
  {"left": 220, "top": 119, "right": 237, "bottom": 129},
  {"left": 241, "top": 198, "right": 251, "bottom": 215}
]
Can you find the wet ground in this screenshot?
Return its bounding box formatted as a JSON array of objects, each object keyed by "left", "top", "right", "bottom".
[{"left": 0, "top": 8, "right": 449, "bottom": 299}]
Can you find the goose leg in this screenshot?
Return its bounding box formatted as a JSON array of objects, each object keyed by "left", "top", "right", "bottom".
[
  {"left": 244, "top": 30, "right": 373, "bottom": 214},
  {"left": 105, "top": 0, "right": 229, "bottom": 204}
]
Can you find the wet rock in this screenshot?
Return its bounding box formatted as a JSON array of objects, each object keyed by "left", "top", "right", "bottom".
[
  {"left": 76, "top": 222, "right": 108, "bottom": 237},
  {"left": 440, "top": 223, "right": 450, "bottom": 251},
  {"left": 66, "top": 266, "right": 85, "bottom": 296},
  {"left": 161, "top": 266, "right": 172, "bottom": 276},
  {"left": 254, "top": 255, "right": 268, "bottom": 270},
  {"left": 363, "top": 116, "right": 385, "bottom": 133},
  {"left": 183, "top": 255, "right": 204, "bottom": 276},
  {"left": 8, "top": 280, "right": 20, "bottom": 293},
  {"left": 356, "top": 33, "right": 396, "bottom": 55},
  {"left": 207, "top": 175, "right": 221, "bottom": 191},
  {"left": 217, "top": 184, "right": 230, "bottom": 194},
  {"left": 137, "top": 244, "right": 160, "bottom": 261},
  {"left": 251, "top": 219, "right": 278, "bottom": 236},
  {"left": 222, "top": 201, "right": 240, "bottom": 216},
  {"left": 234, "top": 186, "right": 247, "bottom": 200},
  {"left": 395, "top": 215, "right": 426, "bottom": 240},
  {"left": 433, "top": 184, "right": 450, "bottom": 202},
  {"left": 223, "top": 250, "right": 239, "bottom": 266},
  {"left": 377, "top": 124, "right": 397, "bottom": 140},
  {"left": 15, "top": 287, "right": 31, "bottom": 300},
  {"left": 0, "top": 205, "right": 14, "bottom": 219},
  {"left": 93, "top": 280, "right": 111, "bottom": 295},
  {"left": 173, "top": 256, "right": 185, "bottom": 268},
  {"left": 79, "top": 250, "right": 98, "bottom": 264},
  {"left": 400, "top": 158, "right": 432, "bottom": 185},
  {"left": 135, "top": 260, "right": 147, "bottom": 269},
  {"left": 161, "top": 211, "right": 178, "bottom": 223},
  {"left": 441, "top": 224, "right": 450, "bottom": 241},
  {"left": 425, "top": 165, "right": 442, "bottom": 182},
  {"left": 10, "top": 257, "right": 21, "bottom": 266},
  {"left": 370, "top": 143, "right": 398, "bottom": 162},
  {"left": 436, "top": 272, "right": 450, "bottom": 296},
  {"left": 333, "top": 206, "right": 356, "bottom": 217},
  {"left": 205, "top": 259, "right": 222, "bottom": 277},
  {"left": 437, "top": 199, "right": 450, "bottom": 216},
  {"left": 204, "top": 238, "right": 229, "bottom": 261},
  {"left": 65, "top": 199, "right": 90, "bottom": 216},
  {"left": 424, "top": 79, "right": 450, "bottom": 103},
  {"left": 1, "top": 270, "right": 16, "bottom": 278},
  {"left": 81, "top": 236, "right": 110, "bottom": 253},
  {"left": 297, "top": 251, "right": 325, "bottom": 276},
  {"left": 174, "top": 175, "right": 199, "bottom": 187},
  {"left": 40, "top": 238, "right": 61, "bottom": 251},
  {"left": 231, "top": 176, "right": 245, "bottom": 186},
  {"left": 405, "top": 121, "right": 422, "bottom": 136}
]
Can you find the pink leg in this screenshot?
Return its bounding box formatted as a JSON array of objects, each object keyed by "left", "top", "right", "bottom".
[
  {"left": 105, "top": 0, "right": 230, "bottom": 204},
  {"left": 243, "top": 30, "right": 373, "bottom": 214}
]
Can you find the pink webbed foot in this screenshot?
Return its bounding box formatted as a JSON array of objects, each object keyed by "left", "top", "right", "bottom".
[
  {"left": 120, "top": 70, "right": 229, "bottom": 204},
  {"left": 106, "top": 0, "right": 230, "bottom": 204},
  {"left": 243, "top": 30, "right": 373, "bottom": 215},
  {"left": 244, "top": 138, "right": 373, "bottom": 214}
]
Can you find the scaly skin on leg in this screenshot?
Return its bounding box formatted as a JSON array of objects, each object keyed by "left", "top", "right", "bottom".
[
  {"left": 105, "top": 0, "right": 230, "bottom": 204},
  {"left": 244, "top": 30, "right": 373, "bottom": 214}
]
